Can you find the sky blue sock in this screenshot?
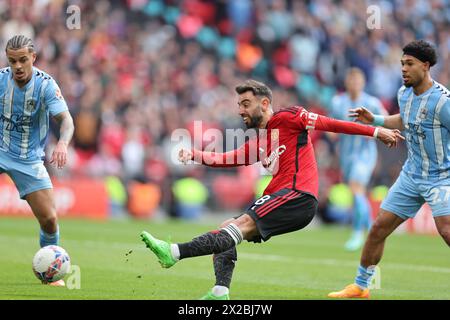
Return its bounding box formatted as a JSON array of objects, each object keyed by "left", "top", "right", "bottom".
[
  {"left": 354, "top": 194, "right": 371, "bottom": 232},
  {"left": 355, "top": 265, "right": 375, "bottom": 289},
  {"left": 40, "top": 226, "right": 60, "bottom": 247}
]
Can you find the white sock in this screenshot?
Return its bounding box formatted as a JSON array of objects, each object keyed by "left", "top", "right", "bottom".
[
  {"left": 212, "top": 285, "right": 229, "bottom": 296},
  {"left": 170, "top": 244, "right": 180, "bottom": 261},
  {"left": 221, "top": 223, "right": 243, "bottom": 245}
]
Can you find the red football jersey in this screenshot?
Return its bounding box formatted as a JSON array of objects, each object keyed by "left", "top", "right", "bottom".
[{"left": 192, "top": 106, "right": 376, "bottom": 198}]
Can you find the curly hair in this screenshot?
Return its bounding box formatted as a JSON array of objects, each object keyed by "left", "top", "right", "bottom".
[{"left": 402, "top": 40, "right": 437, "bottom": 67}]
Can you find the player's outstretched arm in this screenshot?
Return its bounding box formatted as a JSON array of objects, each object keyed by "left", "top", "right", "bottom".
[
  {"left": 349, "top": 107, "right": 404, "bottom": 130},
  {"left": 311, "top": 114, "right": 404, "bottom": 148},
  {"left": 50, "top": 111, "right": 74, "bottom": 169},
  {"left": 178, "top": 148, "right": 246, "bottom": 167},
  {"left": 178, "top": 138, "right": 259, "bottom": 167}
]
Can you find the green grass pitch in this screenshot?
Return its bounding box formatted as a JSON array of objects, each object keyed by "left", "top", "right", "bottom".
[{"left": 0, "top": 217, "right": 448, "bottom": 300}]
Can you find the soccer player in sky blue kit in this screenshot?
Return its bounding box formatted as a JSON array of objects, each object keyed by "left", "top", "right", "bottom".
[
  {"left": 329, "top": 40, "right": 450, "bottom": 298},
  {"left": 0, "top": 35, "right": 74, "bottom": 286},
  {"left": 329, "top": 68, "right": 387, "bottom": 251}
]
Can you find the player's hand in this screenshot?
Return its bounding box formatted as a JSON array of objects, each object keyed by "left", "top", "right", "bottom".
[
  {"left": 49, "top": 141, "right": 68, "bottom": 169},
  {"left": 349, "top": 107, "right": 374, "bottom": 124},
  {"left": 178, "top": 148, "right": 193, "bottom": 164},
  {"left": 376, "top": 128, "right": 405, "bottom": 148}
]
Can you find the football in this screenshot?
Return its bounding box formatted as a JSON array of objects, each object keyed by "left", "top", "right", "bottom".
[{"left": 32, "top": 245, "right": 71, "bottom": 283}]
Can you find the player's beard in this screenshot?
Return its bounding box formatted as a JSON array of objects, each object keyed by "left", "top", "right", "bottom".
[
  {"left": 244, "top": 106, "right": 263, "bottom": 129},
  {"left": 245, "top": 114, "right": 263, "bottom": 129}
]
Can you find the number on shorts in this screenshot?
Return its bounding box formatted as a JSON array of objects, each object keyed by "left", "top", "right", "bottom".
[
  {"left": 429, "top": 186, "right": 450, "bottom": 205},
  {"left": 32, "top": 163, "right": 48, "bottom": 179},
  {"left": 251, "top": 195, "right": 271, "bottom": 210}
]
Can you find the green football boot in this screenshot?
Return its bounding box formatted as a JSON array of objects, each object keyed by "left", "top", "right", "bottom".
[
  {"left": 140, "top": 231, "right": 177, "bottom": 268},
  {"left": 199, "top": 290, "right": 230, "bottom": 300}
]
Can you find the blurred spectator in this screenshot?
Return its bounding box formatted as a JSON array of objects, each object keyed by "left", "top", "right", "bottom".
[{"left": 172, "top": 176, "right": 209, "bottom": 219}]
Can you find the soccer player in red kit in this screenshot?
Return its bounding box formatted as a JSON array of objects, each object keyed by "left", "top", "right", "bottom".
[{"left": 140, "top": 80, "right": 403, "bottom": 300}]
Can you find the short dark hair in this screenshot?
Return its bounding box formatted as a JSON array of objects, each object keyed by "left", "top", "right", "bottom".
[
  {"left": 5, "top": 35, "right": 35, "bottom": 53},
  {"left": 402, "top": 40, "right": 437, "bottom": 67},
  {"left": 235, "top": 79, "right": 272, "bottom": 103}
]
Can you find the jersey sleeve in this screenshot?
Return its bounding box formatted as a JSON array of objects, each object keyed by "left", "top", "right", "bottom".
[
  {"left": 192, "top": 137, "right": 260, "bottom": 167},
  {"left": 439, "top": 98, "right": 450, "bottom": 131},
  {"left": 296, "top": 107, "right": 376, "bottom": 137},
  {"left": 44, "top": 79, "right": 69, "bottom": 116}
]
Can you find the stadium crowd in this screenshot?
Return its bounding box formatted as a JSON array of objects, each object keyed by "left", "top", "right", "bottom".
[{"left": 0, "top": 0, "right": 448, "bottom": 218}]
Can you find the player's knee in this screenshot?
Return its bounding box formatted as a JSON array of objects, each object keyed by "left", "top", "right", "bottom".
[
  {"left": 232, "top": 214, "right": 253, "bottom": 227},
  {"left": 219, "top": 218, "right": 235, "bottom": 229},
  {"left": 239, "top": 217, "right": 258, "bottom": 240},
  {"left": 241, "top": 227, "right": 258, "bottom": 241}
]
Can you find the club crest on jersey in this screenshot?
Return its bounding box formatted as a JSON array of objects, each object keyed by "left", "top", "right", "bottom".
[
  {"left": 419, "top": 107, "right": 427, "bottom": 120},
  {"left": 271, "top": 129, "right": 279, "bottom": 142},
  {"left": 25, "top": 98, "right": 36, "bottom": 112}
]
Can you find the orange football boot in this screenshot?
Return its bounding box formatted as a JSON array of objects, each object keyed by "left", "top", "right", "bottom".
[{"left": 328, "top": 284, "right": 369, "bottom": 299}]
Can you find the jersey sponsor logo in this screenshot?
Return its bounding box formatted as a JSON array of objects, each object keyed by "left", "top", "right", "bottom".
[
  {"left": 262, "top": 145, "right": 286, "bottom": 173},
  {"left": 406, "top": 123, "right": 426, "bottom": 144},
  {"left": 0, "top": 114, "right": 32, "bottom": 133}
]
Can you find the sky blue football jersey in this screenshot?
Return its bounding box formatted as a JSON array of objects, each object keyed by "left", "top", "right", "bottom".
[
  {"left": 398, "top": 81, "right": 450, "bottom": 180},
  {"left": 0, "top": 66, "right": 68, "bottom": 160}
]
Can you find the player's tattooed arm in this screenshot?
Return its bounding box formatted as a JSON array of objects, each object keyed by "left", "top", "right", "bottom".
[
  {"left": 53, "top": 111, "right": 74, "bottom": 145},
  {"left": 50, "top": 111, "right": 74, "bottom": 169}
]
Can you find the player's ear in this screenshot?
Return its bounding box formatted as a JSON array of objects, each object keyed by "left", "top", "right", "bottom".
[
  {"left": 32, "top": 52, "right": 36, "bottom": 63},
  {"left": 261, "top": 97, "right": 270, "bottom": 111}
]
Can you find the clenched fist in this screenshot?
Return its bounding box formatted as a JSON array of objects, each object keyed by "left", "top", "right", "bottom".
[{"left": 178, "top": 149, "right": 193, "bottom": 164}]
